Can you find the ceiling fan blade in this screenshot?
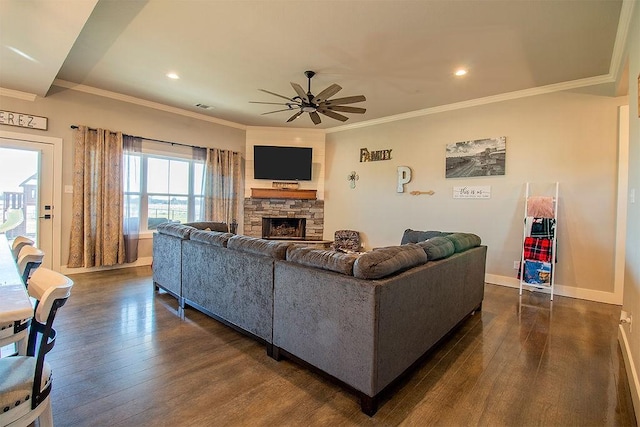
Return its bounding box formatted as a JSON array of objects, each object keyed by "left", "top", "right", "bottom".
[
  {"left": 250, "top": 101, "right": 294, "bottom": 106},
  {"left": 326, "top": 105, "right": 366, "bottom": 114},
  {"left": 261, "top": 108, "right": 296, "bottom": 115},
  {"left": 309, "top": 111, "right": 322, "bottom": 125},
  {"left": 290, "top": 82, "right": 309, "bottom": 103},
  {"left": 311, "top": 84, "right": 342, "bottom": 104},
  {"left": 287, "top": 110, "right": 304, "bottom": 122},
  {"left": 317, "top": 108, "right": 348, "bottom": 122},
  {"left": 258, "top": 88, "right": 295, "bottom": 102},
  {"left": 322, "top": 95, "right": 366, "bottom": 106}
]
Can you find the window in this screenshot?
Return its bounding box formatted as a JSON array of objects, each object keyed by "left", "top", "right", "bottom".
[{"left": 124, "top": 142, "right": 205, "bottom": 233}]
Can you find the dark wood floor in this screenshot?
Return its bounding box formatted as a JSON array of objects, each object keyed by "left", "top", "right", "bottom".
[{"left": 44, "top": 267, "right": 636, "bottom": 426}]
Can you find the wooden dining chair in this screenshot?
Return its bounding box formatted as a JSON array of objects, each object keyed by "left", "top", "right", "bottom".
[
  {"left": 0, "top": 267, "right": 73, "bottom": 427},
  {"left": 11, "top": 236, "right": 34, "bottom": 261},
  {"left": 17, "top": 245, "right": 45, "bottom": 286}
]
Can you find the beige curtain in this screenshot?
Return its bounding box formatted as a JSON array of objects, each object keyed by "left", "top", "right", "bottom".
[
  {"left": 203, "top": 148, "right": 243, "bottom": 226},
  {"left": 68, "top": 126, "right": 126, "bottom": 268}
]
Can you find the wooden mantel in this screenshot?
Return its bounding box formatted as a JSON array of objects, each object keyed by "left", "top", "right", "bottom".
[{"left": 251, "top": 188, "right": 317, "bottom": 200}]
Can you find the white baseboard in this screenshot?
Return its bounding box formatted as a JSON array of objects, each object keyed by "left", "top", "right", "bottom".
[
  {"left": 59, "top": 256, "right": 153, "bottom": 275},
  {"left": 485, "top": 274, "right": 622, "bottom": 305},
  {"left": 619, "top": 326, "right": 640, "bottom": 423}
]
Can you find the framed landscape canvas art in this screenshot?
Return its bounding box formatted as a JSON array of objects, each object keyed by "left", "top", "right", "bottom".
[{"left": 445, "top": 136, "right": 506, "bottom": 178}]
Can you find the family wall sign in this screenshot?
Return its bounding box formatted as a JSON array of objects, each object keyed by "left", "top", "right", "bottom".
[{"left": 360, "top": 147, "right": 392, "bottom": 162}]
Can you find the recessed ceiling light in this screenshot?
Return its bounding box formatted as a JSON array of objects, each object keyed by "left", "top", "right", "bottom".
[
  {"left": 454, "top": 69, "right": 468, "bottom": 77},
  {"left": 166, "top": 72, "right": 180, "bottom": 80}
]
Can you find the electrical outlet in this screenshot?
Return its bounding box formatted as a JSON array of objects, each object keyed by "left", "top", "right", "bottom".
[{"left": 513, "top": 261, "right": 520, "bottom": 270}]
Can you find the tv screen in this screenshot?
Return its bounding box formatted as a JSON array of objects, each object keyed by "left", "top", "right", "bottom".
[{"left": 253, "top": 145, "right": 313, "bottom": 181}]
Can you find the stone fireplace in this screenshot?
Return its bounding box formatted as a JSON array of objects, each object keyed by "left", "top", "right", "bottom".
[
  {"left": 262, "top": 217, "right": 306, "bottom": 240},
  {"left": 244, "top": 197, "right": 324, "bottom": 240}
]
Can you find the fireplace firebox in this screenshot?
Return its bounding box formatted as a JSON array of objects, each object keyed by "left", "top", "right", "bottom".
[{"left": 262, "top": 217, "right": 306, "bottom": 240}]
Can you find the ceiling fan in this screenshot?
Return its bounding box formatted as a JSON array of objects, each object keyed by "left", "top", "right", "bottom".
[{"left": 250, "top": 71, "right": 366, "bottom": 125}]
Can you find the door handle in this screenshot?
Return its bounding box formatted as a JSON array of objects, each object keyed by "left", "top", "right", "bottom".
[{"left": 39, "top": 214, "right": 52, "bottom": 219}]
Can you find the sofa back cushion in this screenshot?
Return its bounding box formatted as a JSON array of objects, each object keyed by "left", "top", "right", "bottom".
[
  {"left": 227, "top": 235, "right": 290, "bottom": 259},
  {"left": 286, "top": 246, "right": 358, "bottom": 276},
  {"left": 400, "top": 229, "right": 450, "bottom": 244},
  {"left": 183, "top": 221, "right": 228, "bottom": 232},
  {"left": 353, "top": 243, "right": 428, "bottom": 279},
  {"left": 156, "top": 223, "right": 196, "bottom": 239},
  {"left": 189, "top": 230, "right": 234, "bottom": 247},
  {"left": 417, "top": 236, "right": 456, "bottom": 260},
  {"left": 444, "top": 233, "right": 482, "bottom": 253}
]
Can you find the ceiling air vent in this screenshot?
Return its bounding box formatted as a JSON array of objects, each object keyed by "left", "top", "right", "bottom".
[{"left": 195, "top": 103, "right": 213, "bottom": 110}]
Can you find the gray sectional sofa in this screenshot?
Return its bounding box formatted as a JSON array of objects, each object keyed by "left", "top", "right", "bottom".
[
  {"left": 152, "top": 225, "right": 487, "bottom": 415},
  {"left": 152, "top": 221, "right": 229, "bottom": 309}
]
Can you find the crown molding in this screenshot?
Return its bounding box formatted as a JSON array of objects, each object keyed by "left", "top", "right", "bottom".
[
  {"left": 0, "top": 87, "right": 37, "bottom": 101},
  {"left": 52, "top": 79, "right": 247, "bottom": 130},
  {"left": 609, "top": 0, "right": 637, "bottom": 79},
  {"left": 246, "top": 125, "right": 326, "bottom": 134},
  {"left": 326, "top": 74, "right": 615, "bottom": 134}
]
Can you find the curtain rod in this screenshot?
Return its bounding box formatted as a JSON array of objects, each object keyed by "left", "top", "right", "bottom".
[{"left": 69, "top": 125, "right": 207, "bottom": 150}]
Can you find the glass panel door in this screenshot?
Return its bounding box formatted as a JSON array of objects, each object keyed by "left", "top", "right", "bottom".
[{"left": 0, "top": 139, "right": 54, "bottom": 268}]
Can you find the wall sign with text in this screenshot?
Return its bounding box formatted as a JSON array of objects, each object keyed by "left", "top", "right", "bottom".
[
  {"left": 0, "top": 110, "right": 48, "bottom": 130},
  {"left": 453, "top": 186, "right": 491, "bottom": 199},
  {"left": 360, "top": 147, "right": 392, "bottom": 162}
]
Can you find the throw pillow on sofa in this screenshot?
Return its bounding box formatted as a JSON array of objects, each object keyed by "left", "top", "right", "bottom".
[
  {"left": 400, "top": 229, "right": 449, "bottom": 245},
  {"left": 286, "top": 246, "right": 358, "bottom": 276},
  {"left": 444, "top": 233, "right": 482, "bottom": 253},
  {"left": 417, "top": 237, "right": 455, "bottom": 260},
  {"left": 353, "top": 243, "right": 428, "bottom": 279}
]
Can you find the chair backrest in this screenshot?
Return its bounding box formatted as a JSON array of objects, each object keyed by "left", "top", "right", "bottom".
[
  {"left": 11, "top": 235, "right": 34, "bottom": 260},
  {"left": 28, "top": 267, "right": 74, "bottom": 324},
  {"left": 25, "top": 268, "right": 73, "bottom": 411},
  {"left": 17, "top": 245, "right": 45, "bottom": 285}
]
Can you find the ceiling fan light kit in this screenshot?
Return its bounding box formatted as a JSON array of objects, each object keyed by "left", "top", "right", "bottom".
[{"left": 251, "top": 70, "right": 367, "bottom": 125}]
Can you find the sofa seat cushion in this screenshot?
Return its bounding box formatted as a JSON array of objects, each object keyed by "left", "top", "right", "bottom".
[
  {"left": 189, "top": 230, "right": 234, "bottom": 247},
  {"left": 156, "top": 223, "right": 195, "bottom": 239},
  {"left": 400, "top": 229, "right": 449, "bottom": 245},
  {"left": 353, "top": 243, "right": 428, "bottom": 279},
  {"left": 286, "top": 246, "right": 358, "bottom": 276},
  {"left": 227, "top": 235, "right": 290, "bottom": 259},
  {"left": 417, "top": 236, "right": 456, "bottom": 260},
  {"left": 444, "top": 233, "right": 482, "bottom": 253}
]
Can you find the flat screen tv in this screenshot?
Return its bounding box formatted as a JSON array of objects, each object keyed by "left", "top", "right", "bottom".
[{"left": 253, "top": 145, "right": 313, "bottom": 181}]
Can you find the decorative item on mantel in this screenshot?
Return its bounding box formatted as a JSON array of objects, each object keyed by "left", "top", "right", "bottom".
[
  {"left": 272, "top": 181, "right": 299, "bottom": 190},
  {"left": 347, "top": 171, "right": 359, "bottom": 189}
]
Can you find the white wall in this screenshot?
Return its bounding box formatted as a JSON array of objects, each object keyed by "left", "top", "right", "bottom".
[
  {"left": 0, "top": 85, "right": 246, "bottom": 269},
  {"left": 326, "top": 91, "right": 625, "bottom": 302}
]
